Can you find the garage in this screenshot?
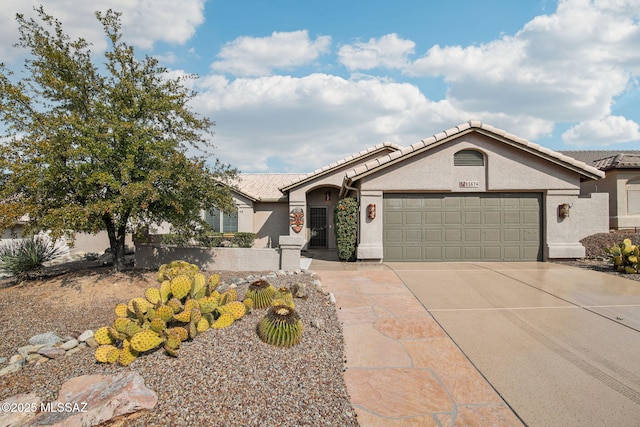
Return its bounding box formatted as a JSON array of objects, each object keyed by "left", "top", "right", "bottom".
[{"left": 383, "top": 193, "right": 542, "bottom": 261}]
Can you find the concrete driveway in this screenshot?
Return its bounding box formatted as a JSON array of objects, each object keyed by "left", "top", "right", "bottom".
[{"left": 386, "top": 262, "right": 640, "bottom": 427}]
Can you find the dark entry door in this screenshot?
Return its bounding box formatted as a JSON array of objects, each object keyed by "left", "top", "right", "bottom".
[{"left": 309, "top": 207, "right": 327, "bottom": 248}]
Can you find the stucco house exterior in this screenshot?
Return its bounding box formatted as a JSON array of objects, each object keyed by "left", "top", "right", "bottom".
[
  {"left": 227, "top": 121, "right": 609, "bottom": 261},
  {"left": 560, "top": 150, "right": 640, "bottom": 230}
]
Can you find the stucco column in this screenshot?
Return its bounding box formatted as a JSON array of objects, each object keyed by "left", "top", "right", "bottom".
[
  {"left": 279, "top": 235, "right": 303, "bottom": 270},
  {"left": 287, "top": 189, "right": 307, "bottom": 248},
  {"left": 357, "top": 190, "right": 384, "bottom": 260}
]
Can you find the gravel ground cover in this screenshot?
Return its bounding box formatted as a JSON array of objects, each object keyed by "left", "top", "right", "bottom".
[{"left": 0, "top": 265, "right": 359, "bottom": 426}]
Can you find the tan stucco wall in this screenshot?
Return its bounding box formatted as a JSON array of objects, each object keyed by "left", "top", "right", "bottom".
[
  {"left": 581, "top": 170, "right": 640, "bottom": 229},
  {"left": 253, "top": 202, "right": 289, "bottom": 248},
  {"left": 355, "top": 134, "right": 608, "bottom": 260}
]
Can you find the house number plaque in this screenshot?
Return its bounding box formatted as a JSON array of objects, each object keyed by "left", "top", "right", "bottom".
[{"left": 459, "top": 180, "right": 479, "bottom": 188}]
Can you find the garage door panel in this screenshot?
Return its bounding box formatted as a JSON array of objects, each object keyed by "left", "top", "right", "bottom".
[
  {"left": 384, "top": 193, "right": 541, "bottom": 262},
  {"left": 444, "top": 229, "right": 462, "bottom": 242},
  {"left": 404, "top": 246, "right": 423, "bottom": 261},
  {"left": 405, "top": 229, "right": 422, "bottom": 242},
  {"left": 405, "top": 211, "right": 422, "bottom": 225},
  {"left": 386, "top": 211, "right": 403, "bottom": 225},
  {"left": 425, "top": 229, "right": 442, "bottom": 242},
  {"left": 425, "top": 211, "right": 442, "bottom": 225}
]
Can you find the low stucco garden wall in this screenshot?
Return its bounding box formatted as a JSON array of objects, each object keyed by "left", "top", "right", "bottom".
[{"left": 135, "top": 236, "right": 303, "bottom": 271}]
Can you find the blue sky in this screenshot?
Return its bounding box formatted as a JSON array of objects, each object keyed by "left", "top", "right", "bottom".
[{"left": 2, "top": 0, "right": 640, "bottom": 173}]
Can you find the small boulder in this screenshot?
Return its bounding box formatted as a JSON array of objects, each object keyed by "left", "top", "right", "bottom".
[
  {"left": 28, "top": 332, "right": 62, "bottom": 347},
  {"left": 30, "top": 371, "right": 157, "bottom": 427},
  {"left": 38, "top": 347, "right": 66, "bottom": 359},
  {"left": 61, "top": 339, "right": 79, "bottom": 351},
  {"left": 77, "top": 330, "right": 94, "bottom": 342},
  {"left": 0, "top": 363, "right": 23, "bottom": 377},
  {"left": 85, "top": 337, "right": 99, "bottom": 348}
]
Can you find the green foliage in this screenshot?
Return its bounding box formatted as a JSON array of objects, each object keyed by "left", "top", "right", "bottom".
[
  {"left": 0, "top": 235, "right": 65, "bottom": 279},
  {"left": 334, "top": 197, "right": 358, "bottom": 261},
  {"left": 160, "top": 232, "right": 255, "bottom": 248},
  {"left": 232, "top": 232, "right": 256, "bottom": 248},
  {"left": 258, "top": 305, "right": 303, "bottom": 348},
  {"left": 0, "top": 8, "right": 237, "bottom": 271},
  {"left": 604, "top": 238, "right": 639, "bottom": 273}
]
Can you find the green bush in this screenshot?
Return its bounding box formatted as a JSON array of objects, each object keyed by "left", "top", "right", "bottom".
[
  {"left": 334, "top": 197, "right": 358, "bottom": 261},
  {"left": 233, "top": 232, "right": 256, "bottom": 248},
  {"left": 0, "top": 235, "right": 65, "bottom": 279},
  {"left": 161, "top": 233, "right": 191, "bottom": 246}
]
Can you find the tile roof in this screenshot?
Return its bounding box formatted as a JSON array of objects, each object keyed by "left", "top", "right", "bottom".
[
  {"left": 233, "top": 173, "right": 307, "bottom": 202},
  {"left": 278, "top": 141, "right": 401, "bottom": 191},
  {"left": 591, "top": 154, "right": 640, "bottom": 171},
  {"left": 344, "top": 121, "right": 605, "bottom": 182},
  {"left": 558, "top": 150, "right": 640, "bottom": 165}
]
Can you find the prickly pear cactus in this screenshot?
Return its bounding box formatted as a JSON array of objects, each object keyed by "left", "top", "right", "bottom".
[{"left": 94, "top": 259, "right": 255, "bottom": 366}]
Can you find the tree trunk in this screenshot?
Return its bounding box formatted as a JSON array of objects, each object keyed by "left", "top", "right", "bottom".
[{"left": 104, "top": 214, "right": 127, "bottom": 272}]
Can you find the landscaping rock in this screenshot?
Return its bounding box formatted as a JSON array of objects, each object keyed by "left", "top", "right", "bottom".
[
  {"left": 18, "top": 344, "right": 46, "bottom": 358},
  {"left": 60, "top": 339, "right": 79, "bottom": 351},
  {"left": 77, "top": 330, "right": 93, "bottom": 342},
  {"left": 28, "top": 332, "right": 62, "bottom": 347},
  {"left": 0, "top": 362, "right": 23, "bottom": 377},
  {"left": 38, "top": 347, "right": 66, "bottom": 359},
  {"left": 9, "top": 354, "right": 24, "bottom": 365},
  {"left": 0, "top": 393, "right": 41, "bottom": 426},
  {"left": 85, "top": 337, "right": 98, "bottom": 348},
  {"left": 0, "top": 356, "right": 6, "bottom": 364},
  {"left": 30, "top": 372, "right": 158, "bottom": 427}
]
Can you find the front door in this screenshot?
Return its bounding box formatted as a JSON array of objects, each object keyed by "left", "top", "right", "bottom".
[{"left": 309, "top": 206, "right": 328, "bottom": 248}]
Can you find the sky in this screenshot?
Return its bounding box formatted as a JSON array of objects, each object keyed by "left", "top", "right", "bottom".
[{"left": 1, "top": 0, "right": 640, "bottom": 173}]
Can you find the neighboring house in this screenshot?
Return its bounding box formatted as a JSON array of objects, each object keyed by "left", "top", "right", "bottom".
[
  {"left": 561, "top": 150, "right": 640, "bottom": 229},
  {"left": 230, "top": 121, "right": 609, "bottom": 261}
]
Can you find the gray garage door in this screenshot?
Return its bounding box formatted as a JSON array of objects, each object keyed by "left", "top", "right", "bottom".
[{"left": 383, "top": 193, "right": 542, "bottom": 261}]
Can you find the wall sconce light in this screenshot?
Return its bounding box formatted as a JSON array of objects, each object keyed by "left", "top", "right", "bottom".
[
  {"left": 325, "top": 191, "right": 331, "bottom": 201},
  {"left": 558, "top": 203, "right": 571, "bottom": 219},
  {"left": 367, "top": 203, "right": 376, "bottom": 219}
]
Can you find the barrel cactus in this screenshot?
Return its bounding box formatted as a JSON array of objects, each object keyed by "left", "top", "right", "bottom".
[
  {"left": 258, "top": 305, "right": 303, "bottom": 348},
  {"left": 245, "top": 279, "right": 275, "bottom": 309}
]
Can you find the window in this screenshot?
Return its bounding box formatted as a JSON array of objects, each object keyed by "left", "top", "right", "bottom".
[
  {"left": 205, "top": 208, "right": 238, "bottom": 232},
  {"left": 454, "top": 150, "right": 484, "bottom": 166}
]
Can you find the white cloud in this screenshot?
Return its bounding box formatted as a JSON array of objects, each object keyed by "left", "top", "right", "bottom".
[
  {"left": 407, "top": 0, "right": 640, "bottom": 123},
  {"left": 338, "top": 33, "right": 415, "bottom": 71},
  {"left": 193, "top": 73, "right": 472, "bottom": 172},
  {"left": 0, "top": 0, "right": 206, "bottom": 61},
  {"left": 210, "top": 30, "right": 331, "bottom": 77},
  {"left": 562, "top": 115, "right": 640, "bottom": 146}
]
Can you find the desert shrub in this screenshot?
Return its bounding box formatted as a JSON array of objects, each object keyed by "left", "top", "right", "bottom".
[
  {"left": 161, "top": 233, "right": 191, "bottom": 246},
  {"left": 0, "top": 235, "right": 65, "bottom": 279},
  {"left": 233, "top": 232, "right": 256, "bottom": 248},
  {"left": 334, "top": 197, "right": 358, "bottom": 261}
]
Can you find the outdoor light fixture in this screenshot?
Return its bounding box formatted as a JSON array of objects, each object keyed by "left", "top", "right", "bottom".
[
  {"left": 558, "top": 203, "right": 571, "bottom": 219},
  {"left": 367, "top": 203, "right": 376, "bottom": 219}
]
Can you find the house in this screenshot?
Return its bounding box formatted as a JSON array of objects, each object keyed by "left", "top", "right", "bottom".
[
  {"left": 225, "top": 121, "right": 609, "bottom": 261},
  {"left": 560, "top": 150, "right": 640, "bottom": 230},
  {"left": 2, "top": 121, "right": 614, "bottom": 263}
]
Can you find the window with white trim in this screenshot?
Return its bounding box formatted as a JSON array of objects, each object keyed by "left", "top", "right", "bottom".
[{"left": 204, "top": 208, "right": 238, "bottom": 232}]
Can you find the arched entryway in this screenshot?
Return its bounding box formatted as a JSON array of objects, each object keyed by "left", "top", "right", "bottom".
[{"left": 306, "top": 186, "right": 339, "bottom": 250}]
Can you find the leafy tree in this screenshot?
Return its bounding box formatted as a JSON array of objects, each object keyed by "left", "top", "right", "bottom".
[{"left": 0, "top": 7, "right": 237, "bottom": 271}]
